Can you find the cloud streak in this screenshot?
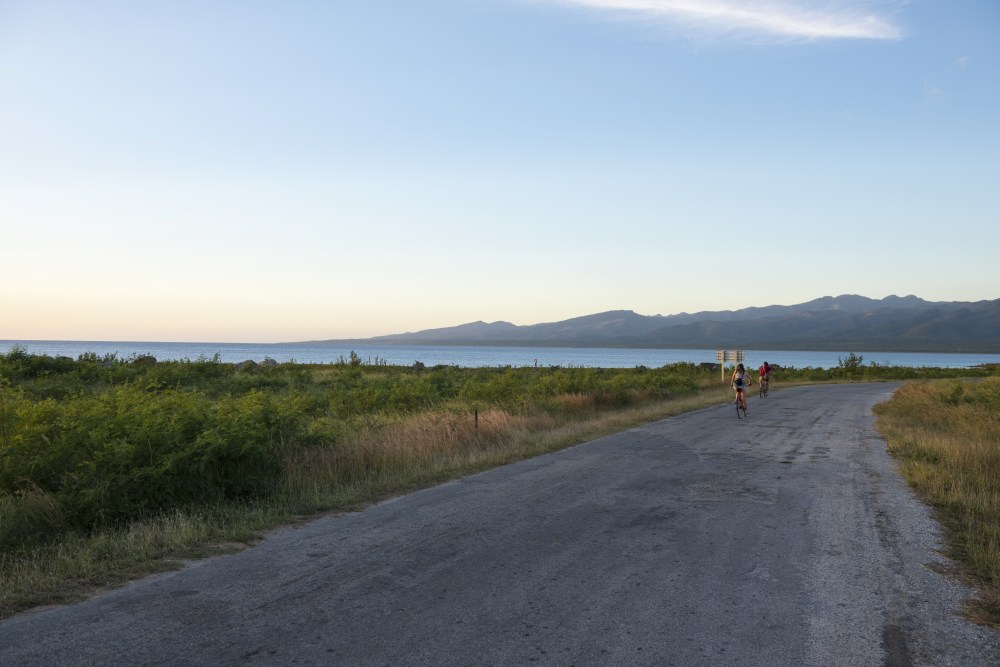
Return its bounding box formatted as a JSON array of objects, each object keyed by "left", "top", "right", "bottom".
[{"left": 539, "top": 0, "right": 904, "bottom": 41}]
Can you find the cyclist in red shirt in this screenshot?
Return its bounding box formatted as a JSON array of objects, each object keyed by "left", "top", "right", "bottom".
[{"left": 759, "top": 361, "right": 772, "bottom": 396}]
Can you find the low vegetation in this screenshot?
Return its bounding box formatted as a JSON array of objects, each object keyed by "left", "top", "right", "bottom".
[
  {"left": 0, "top": 347, "right": 733, "bottom": 616},
  {"left": 0, "top": 346, "right": 995, "bottom": 620},
  {"left": 874, "top": 377, "right": 1000, "bottom": 629}
]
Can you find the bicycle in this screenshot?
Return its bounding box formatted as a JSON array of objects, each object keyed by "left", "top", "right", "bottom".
[
  {"left": 733, "top": 384, "right": 749, "bottom": 419},
  {"left": 759, "top": 377, "right": 769, "bottom": 399}
]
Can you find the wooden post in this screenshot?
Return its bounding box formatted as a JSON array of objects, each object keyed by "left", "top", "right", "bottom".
[{"left": 474, "top": 409, "right": 478, "bottom": 435}]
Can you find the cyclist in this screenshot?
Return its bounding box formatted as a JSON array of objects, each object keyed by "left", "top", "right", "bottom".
[
  {"left": 731, "top": 363, "right": 752, "bottom": 413},
  {"left": 759, "top": 361, "right": 772, "bottom": 395}
]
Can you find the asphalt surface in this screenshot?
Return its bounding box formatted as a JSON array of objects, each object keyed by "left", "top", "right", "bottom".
[{"left": 1, "top": 383, "right": 997, "bottom": 666}]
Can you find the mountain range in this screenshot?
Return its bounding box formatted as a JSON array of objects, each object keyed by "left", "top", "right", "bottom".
[{"left": 302, "top": 295, "right": 1000, "bottom": 353}]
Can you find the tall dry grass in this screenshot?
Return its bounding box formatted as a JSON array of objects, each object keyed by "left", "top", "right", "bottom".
[
  {"left": 280, "top": 408, "right": 545, "bottom": 507},
  {"left": 874, "top": 378, "right": 1000, "bottom": 629},
  {"left": 281, "top": 388, "right": 733, "bottom": 515}
]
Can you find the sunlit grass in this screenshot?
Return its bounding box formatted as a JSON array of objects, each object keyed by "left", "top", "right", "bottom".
[
  {"left": 874, "top": 378, "right": 1000, "bottom": 629},
  {"left": 279, "top": 387, "right": 732, "bottom": 515}
]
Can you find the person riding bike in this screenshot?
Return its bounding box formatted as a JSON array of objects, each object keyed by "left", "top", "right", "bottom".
[
  {"left": 731, "top": 363, "right": 752, "bottom": 413},
  {"left": 759, "top": 361, "right": 772, "bottom": 394}
]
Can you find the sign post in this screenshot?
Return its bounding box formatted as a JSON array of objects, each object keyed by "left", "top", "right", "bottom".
[{"left": 716, "top": 350, "right": 745, "bottom": 382}]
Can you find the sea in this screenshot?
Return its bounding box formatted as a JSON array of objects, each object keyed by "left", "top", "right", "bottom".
[{"left": 2, "top": 340, "right": 999, "bottom": 370}]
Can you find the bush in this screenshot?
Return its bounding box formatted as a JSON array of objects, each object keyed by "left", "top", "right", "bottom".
[{"left": 0, "top": 384, "right": 296, "bottom": 529}]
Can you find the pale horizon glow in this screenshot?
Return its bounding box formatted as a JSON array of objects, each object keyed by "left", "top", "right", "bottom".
[{"left": 1, "top": 1, "right": 998, "bottom": 343}]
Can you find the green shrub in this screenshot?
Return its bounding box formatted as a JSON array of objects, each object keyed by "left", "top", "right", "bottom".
[{"left": 0, "top": 383, "right": 303, "bottom": 529}]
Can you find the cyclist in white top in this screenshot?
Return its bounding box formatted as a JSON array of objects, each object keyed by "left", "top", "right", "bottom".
[{"left": 731, "top": 363, "right": 752, "bottom": 413}]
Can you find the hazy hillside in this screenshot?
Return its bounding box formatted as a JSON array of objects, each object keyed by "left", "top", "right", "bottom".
[{"left": 300, "top": 295, "right": 1000, "bottom": 353}]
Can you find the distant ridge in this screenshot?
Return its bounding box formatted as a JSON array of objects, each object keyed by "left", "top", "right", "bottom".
[{"left": 298, "top": 295, "right": 1000, "bottom": 353}]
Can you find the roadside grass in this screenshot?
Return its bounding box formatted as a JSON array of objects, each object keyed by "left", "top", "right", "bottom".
[
  {"left": 0, "top": 504, "right": 279, "bottom": 615},
  {"left": 874, "top": 377, "right": 1000, "bottom": 629},
  {"left": 0, "top": 367, "right": 730, "bottom": 619}
]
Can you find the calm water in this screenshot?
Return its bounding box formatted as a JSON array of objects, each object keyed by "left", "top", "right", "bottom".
[{"left": 3, "top": 340, "right": 999, "bottom": 369}]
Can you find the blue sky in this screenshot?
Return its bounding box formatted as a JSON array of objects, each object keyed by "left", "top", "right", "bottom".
[{"left": 2, "top": 0, "right": 997, "bottom": 342}]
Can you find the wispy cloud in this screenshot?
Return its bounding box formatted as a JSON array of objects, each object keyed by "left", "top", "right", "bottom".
[
  {"left": 536, "top": 0, "right": 904, "bottom": 42},
  {"left": 922, "top": 79, "right": 943, "bottom": 105}
]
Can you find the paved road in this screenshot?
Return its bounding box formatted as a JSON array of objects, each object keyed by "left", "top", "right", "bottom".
[{"left": 2, "top": 383, "right": 997, "bottom": 666}]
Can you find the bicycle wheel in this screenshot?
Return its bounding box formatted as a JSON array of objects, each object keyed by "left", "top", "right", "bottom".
[{"left": 759, "top": 382, "right": 765, "bottom": 399}]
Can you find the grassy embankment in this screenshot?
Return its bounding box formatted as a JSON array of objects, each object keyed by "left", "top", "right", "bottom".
[
  {"left": 0, "top": 347, "right": 994, "bottom": 619},
  {"left": 874, "top": 377, "right": 1000, "bottom": 629}
]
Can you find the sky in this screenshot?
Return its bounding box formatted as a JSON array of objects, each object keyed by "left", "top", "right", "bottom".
[{"left": 1, "top": 0, "right": 998, "bottom": 343}]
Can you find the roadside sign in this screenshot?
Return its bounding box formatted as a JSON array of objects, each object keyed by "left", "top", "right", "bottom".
[{"left": 716, "top": 350, "right": 745, "bottom": 381}]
